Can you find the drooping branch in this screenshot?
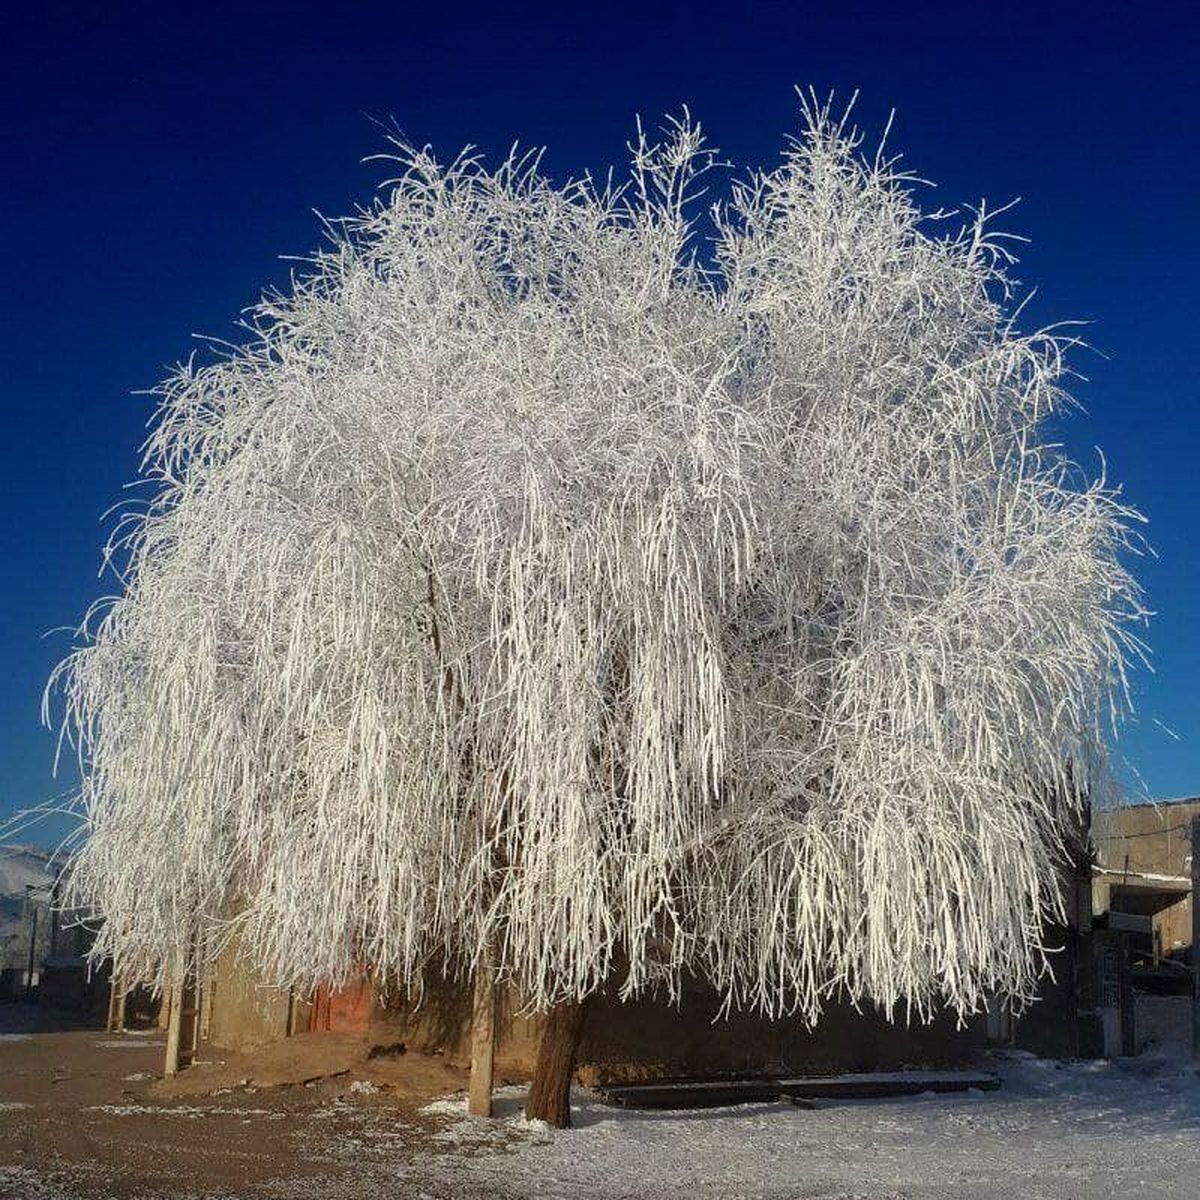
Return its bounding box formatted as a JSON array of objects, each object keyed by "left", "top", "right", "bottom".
[{"left": 50, "top": 96, "right": 1146, "bottom": 1031}]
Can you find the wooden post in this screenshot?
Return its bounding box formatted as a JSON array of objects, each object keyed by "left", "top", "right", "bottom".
[
  {"left": 1191, "top": 817, "right": 1199, "bottom": 1061},
  {"left": 24, "top": 898, "right": 39, "bottom": 998},
  {"left": 193, "top": 931, "right": 211, "bottom": 1044},
  {"left": 467, "top": 949, "right": 497, "bottom": 1117},
  {"left": 105, "top": 968, "right": 120, "bottom": 1032},
  {"left": 199, "top": 969, "right": 214, "bottom": 1042},
  {"left": 181, "top": 976, "right": 199, "bottom": 1064},
  {"left": 163, "top": 962, "right": 185, "bottom": 1078},
  {"left": 49, "top": 881, "right": 60, "bottom": 959}
]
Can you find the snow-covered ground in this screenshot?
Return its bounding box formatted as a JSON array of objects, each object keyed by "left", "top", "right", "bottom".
[
  {"left": 4, "top": 1021, "right": 1199, "bottom": 1199},
  {"left": 406, "top": 1050, "right": 1200, "bottom": 1200}
]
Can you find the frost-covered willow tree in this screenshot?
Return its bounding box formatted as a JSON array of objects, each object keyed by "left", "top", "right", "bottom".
[{"left": 53, "top": 97, "right": 1143, "bottom": 1123}]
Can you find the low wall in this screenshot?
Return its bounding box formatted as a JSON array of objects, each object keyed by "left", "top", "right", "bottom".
[
  {"left": 1134, "top": 992, "right": 1190, "bottom": 1054},
  {"left": 206, "top": 938, "right": 291, "bottom": 1052},
  {"left": 374, "top": 974, "right": 987, "bottom": 1084},
  {"left": 206, "top": 952, "right": 988, "bottom": 1078}
]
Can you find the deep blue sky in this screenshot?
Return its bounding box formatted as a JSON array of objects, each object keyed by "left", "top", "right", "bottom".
[{"left": 2, "top": 1, "right": 1197, "bottom": 846}]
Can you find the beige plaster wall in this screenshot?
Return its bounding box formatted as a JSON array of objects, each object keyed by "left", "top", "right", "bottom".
[
  {"left": 206, "top": 936, "right": 291, "bottom": 1052},
  {"left": 373, "top": 974, "right": 987, "bottom": 1084},
  {"left": 1093, "top": 799, "right": 1197, "bottom": 956}
]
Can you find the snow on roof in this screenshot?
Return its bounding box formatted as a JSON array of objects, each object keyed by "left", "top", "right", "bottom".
[{"left": 1093, "top": 865, "right": 1191, "bottom": 887}]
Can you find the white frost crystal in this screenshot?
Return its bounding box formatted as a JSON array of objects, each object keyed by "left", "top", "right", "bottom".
[{"left": 51, "top": 97, "right": 1145, "bottom": 1026}]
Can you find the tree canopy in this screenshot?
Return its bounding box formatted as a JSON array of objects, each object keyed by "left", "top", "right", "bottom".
[{"left": 53, "top": 98, "right": 1145, "bottom": 1024}]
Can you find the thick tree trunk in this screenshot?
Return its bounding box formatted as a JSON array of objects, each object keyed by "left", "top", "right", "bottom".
[
  {"left": 525, "top": 999, "right": 587, "bottom": 1128},
  {"left": 467, "top": 952, "right": 497, "bottom": 1117}
]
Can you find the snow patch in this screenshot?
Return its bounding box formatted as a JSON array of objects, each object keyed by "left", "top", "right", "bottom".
[
  {"left": 85, "top": 1103, "right": 276, "bottom": 1118},
  {"left": 419, "top": 1095, "right": 466, "bottom": 1117},
  {"left": 419, "top": 1085, "right": 555, "bottom": 1151},
  {"left": 406, "top": 1057, "right": 1200, "bottom": 1199}
]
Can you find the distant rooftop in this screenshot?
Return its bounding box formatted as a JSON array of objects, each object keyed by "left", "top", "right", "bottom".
[{"left": 1094, "top": 795, "right": 1200, "bottom": 812}]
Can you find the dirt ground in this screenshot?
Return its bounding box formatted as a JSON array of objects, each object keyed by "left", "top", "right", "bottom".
[
  {"left": 0, "top": 1003, "right": 481, "bottom": 1199},
  {"left": 5, "top": 1000, "right": 1200, "bottom": 1200}
]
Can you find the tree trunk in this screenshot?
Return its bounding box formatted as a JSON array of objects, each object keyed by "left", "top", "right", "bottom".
[
  {"left": 467, "top": 952, "right": 497, "bottom": 1117},
  {"left": 106, "top": 970, "right": 122, "bottom": 1032},
  {"left": 163, "top": 970, "right": 184, "bottom": 1077},
  {"left": 525, "top": 999, "right": 586, "bottom": 1128}
]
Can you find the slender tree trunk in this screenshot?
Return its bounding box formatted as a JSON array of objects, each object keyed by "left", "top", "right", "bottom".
[
  {"left": 468, "top": 948, "right": 497, "bottom": 1116},
  {"left": 163, "top": 969, "right": 184, "bottom": 1077},
  {"left": 525, "top": 999, "right": 586, "bottom": 1128},
  {"left": 106, "top": 970, "right": 121, "bottom": 1032}
]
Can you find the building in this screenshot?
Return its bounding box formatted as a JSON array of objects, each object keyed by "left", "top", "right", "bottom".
[
  {"left": 37, "top": 916, "right": 112, "bottom": 1018},
  {"left": 198, "top": 937, "right": 991, "bottom": 1084},
  {"left": 1092, "top": 797, "right": 1197, "bottom": 964}
]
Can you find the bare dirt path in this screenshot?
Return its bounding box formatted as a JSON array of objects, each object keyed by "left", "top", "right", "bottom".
[{"left": 0, "top": 1005, "right": 464, "bottom": 1199}]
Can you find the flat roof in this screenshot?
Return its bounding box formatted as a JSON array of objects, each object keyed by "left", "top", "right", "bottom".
[
  {"left": 1093, "top": 865, "right": 1191, "bottom": 889},
  {"left": 1098, "top": 796, "right": 1200, "bottom": 810}
]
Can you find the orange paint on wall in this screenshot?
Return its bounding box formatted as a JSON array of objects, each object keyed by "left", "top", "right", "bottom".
[{"left": 309, "top": 973, "right": 373, "bottom": 1034}]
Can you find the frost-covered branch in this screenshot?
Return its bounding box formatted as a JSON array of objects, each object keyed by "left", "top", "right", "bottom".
[{"left": 51, "top": 98, "right": 1147, "bottom": 1024}]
